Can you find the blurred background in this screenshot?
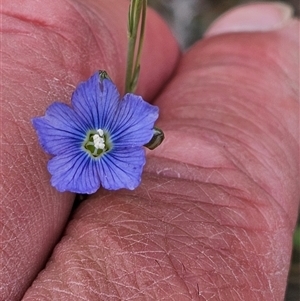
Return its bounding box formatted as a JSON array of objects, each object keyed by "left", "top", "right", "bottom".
[
  {"left": 147, "top": 1, "right": 299, "bottom": 300},
  {"left": 148, "top": 0, "right": 299, "bottom": 49}
]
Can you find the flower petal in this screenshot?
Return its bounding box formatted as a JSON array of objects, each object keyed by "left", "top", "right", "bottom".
[
  {"left": 109, "top": 94, "right": 159, "bottom": 147},
  {"left": 71, "top": 72, "right": 120, "bottom": 130},
  {"left": 98, "top": 147, "right": 146, "bottom": 190},
  {"left": 32, "top": 102, "right": 88, "bottom": 155},
  {"left": 48, "top": 150, "right": 101, "bottom": 194}
]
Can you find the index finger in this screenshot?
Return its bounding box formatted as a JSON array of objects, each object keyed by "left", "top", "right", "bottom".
[{"left": 0, "top": 1, "right": 180, "bottom": 300}]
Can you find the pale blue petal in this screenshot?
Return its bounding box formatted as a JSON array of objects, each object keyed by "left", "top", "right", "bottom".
[
  {"left": 109, "top": 94, "right": 159, "bottom": 147},
  {"left": 48, "top": 150, "right": 101, "bottom": 194},
  {"left": 32, "top": 102, "right": 88, "bottom": 155},
  {"left": 98, "top": 148, "right": 146, "bottom": 190},
  {"left": 71, "top": 72, "right": 120, "bottom": 130}
]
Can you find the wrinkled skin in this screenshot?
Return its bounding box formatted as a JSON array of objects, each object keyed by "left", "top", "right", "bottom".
[{"left": 1, "top": 0, "right": 299, "bottom": 300}]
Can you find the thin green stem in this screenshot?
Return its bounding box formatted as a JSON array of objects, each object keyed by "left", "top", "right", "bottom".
[
  {"left": 125, "top": 0, "right": 147, "bottom": 94},
  {"left": 133, "top": 2, "right": 146, "bottom": 74}
]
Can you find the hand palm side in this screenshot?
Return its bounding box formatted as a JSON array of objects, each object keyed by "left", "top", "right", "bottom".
[{"left": 1, "top": 1, "right": 299, "bottom": 301}]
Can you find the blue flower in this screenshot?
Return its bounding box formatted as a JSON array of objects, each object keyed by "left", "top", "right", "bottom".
[{"left": 32, "top": 71, "right": 159, "bottom": 194}]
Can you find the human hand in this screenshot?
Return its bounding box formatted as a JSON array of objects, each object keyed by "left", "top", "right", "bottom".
[{"left": 1, "top": 1, "right": 299, "bottom": 300}]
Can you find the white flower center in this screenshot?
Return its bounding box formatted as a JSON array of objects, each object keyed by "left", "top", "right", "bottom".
[{"left": 93, "top": 129, "right": 105, "bottom": 150}]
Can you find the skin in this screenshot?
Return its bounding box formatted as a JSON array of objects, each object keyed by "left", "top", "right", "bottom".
[{"left": 1, "top": 0, "right": 299, "bottom": 300}]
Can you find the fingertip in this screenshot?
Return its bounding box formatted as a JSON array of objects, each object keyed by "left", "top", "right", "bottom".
[{"left": 205, "top": 2, "right": 293, "bottom": 37}]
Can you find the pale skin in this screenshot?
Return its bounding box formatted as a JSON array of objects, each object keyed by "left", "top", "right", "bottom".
[{"left": 1, "top": 0, "right": 299, "bottom": 300}]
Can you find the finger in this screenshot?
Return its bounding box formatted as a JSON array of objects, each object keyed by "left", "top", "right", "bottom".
[
  {"left": 0, "top": 1, "right": 179, "bottom": 300},
  {"left": 22, "top": 3, "right": 299, "bottom": 301},
  {"left": 148, "top": 5, "right": 299, "bottom": 299}
]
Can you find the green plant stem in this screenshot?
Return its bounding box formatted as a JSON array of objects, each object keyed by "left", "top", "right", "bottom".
[
  {"left": 125, "top": 0, "right": 147, "bottom": 94},
  {"left": 132, "top": 2, "right": 146, "bottom": 80}
]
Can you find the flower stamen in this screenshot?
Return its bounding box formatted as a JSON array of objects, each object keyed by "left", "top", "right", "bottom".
[{"left": 93, "top": 132, "right": 105, "bottom": 150}]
